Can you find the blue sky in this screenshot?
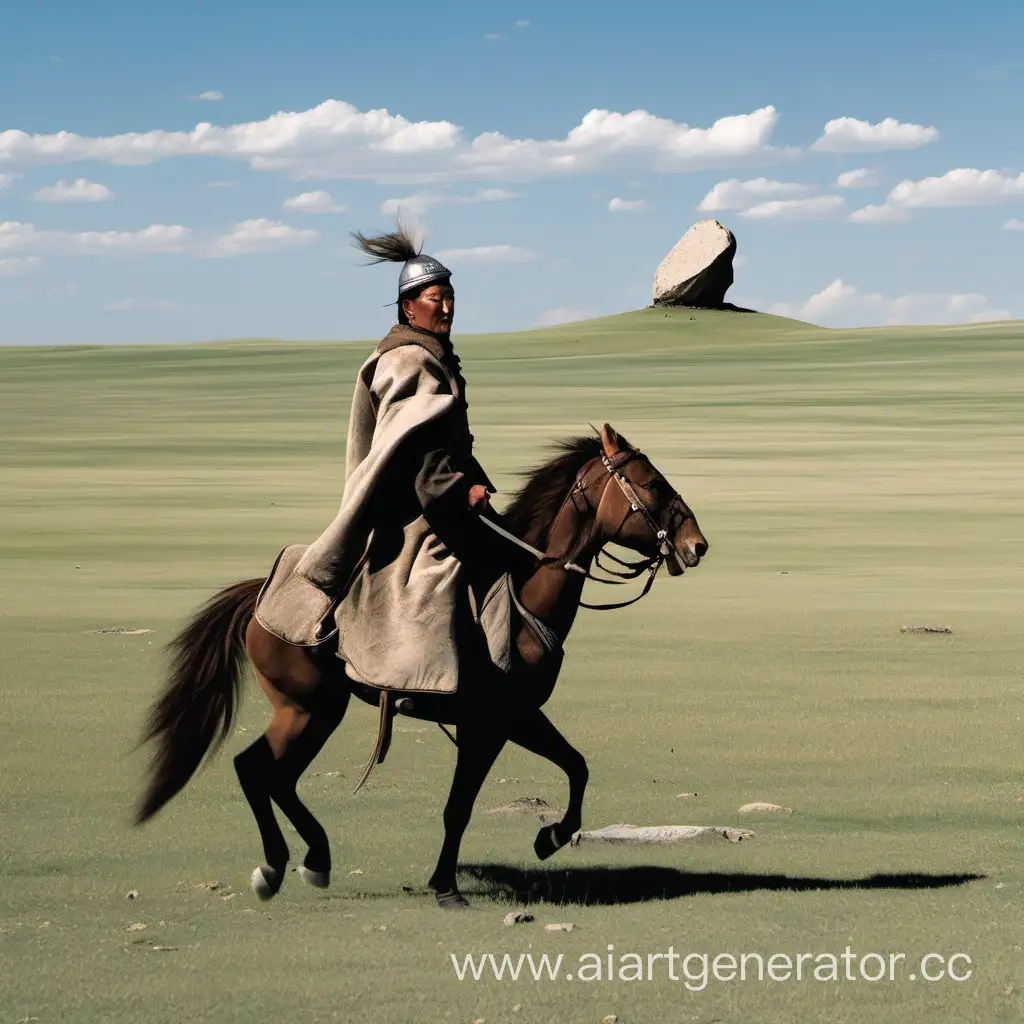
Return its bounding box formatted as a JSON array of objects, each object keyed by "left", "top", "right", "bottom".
[{"left": 2, "top": 0, "right": 1023, "bottom": 344}]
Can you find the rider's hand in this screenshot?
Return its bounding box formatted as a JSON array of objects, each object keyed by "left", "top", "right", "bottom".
[{"left": 468, "top": 484, "right": 491, "bottom": 511}]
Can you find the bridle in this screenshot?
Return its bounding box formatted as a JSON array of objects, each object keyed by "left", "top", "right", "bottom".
[
  {"left": 565, "top": 448, "right": 679, "bottom": 610},
  {"left": 481, "top": 446, "right": 684, "bottom": 611}
]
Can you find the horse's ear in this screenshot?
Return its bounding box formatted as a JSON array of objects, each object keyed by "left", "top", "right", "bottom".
[{"left": 600, "top": 423, "right": 620, "bottom": 458}]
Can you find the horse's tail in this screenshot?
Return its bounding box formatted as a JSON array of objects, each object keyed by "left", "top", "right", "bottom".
[{"left": 135, "top": 578, "right": 264, "bottom": 824}]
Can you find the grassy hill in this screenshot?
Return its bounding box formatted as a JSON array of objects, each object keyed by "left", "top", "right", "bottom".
[{"left": 1, "top": 308, "right": 1022, "bottom": 1024}]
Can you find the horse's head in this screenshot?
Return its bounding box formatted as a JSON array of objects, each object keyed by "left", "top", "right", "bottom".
[{"left": 585, "top": 423, "right": 708, "bottom": 576}]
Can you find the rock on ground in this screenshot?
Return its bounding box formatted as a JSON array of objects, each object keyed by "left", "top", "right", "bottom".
[
  {"left": 738, "top": 802, "right": 792, "bottom": 814},
  {"left": 571, "top": 823, "right": 753, "bottom": 844},
  {"left": 653, "top": 219, "right": 736, "bottom": 307}
]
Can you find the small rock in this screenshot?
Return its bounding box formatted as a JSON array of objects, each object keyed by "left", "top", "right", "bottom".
[
  {"left": 503, "top": 911, "right": 535, "bottom": 926},
  {"left": 512, "top": 1006, "right": 522, "bottom": 1013},
  {"left": 738, "top": 802, "right": 792, "bottom": 814},
  {"left": 572, "top": 824, "right": 754, "bottom": 844},
  {"left": 348, "top": 868, "right": 363, "bottom": 875},
  {"left": 222, "top": 893, "right": 238, "bottom": 901},
  {"left": 544, "top": 923, "right": 575, "bottom": 932},
  {"left": 150, "top": 945, "right": 178, "bottom": 952},
  {"left": 676, "top": 792, "right": 698, "bottom": 798},
  {"left": 125, "top": 890, "right": 139, "bottom": 901},
  {"left": 603, "top": 1017, "right": 620, "bottom": 1024},
  {"left": 127, "top": 923, "right": 146, "bottom": 932}
]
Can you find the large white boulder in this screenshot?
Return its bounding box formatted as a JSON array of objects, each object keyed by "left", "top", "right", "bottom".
[{"left": 653, "top": 219, "right": 737, "bottom": 307}]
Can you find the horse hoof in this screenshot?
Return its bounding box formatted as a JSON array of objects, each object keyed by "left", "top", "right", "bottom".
[
  {"left": 534, "top": 824, "right": 564, "bottom": 861},
  {"left": 299, "top": 865, "right": 330, "bottom": 889},
  {"left": 251, "top": 864, "right": 285, "bottom": 901},
  {"left": 435, "top": 889, "right": 471, "bottom": 910}
]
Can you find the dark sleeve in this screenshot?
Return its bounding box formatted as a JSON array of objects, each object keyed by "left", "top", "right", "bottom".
[
  {"left": 463, "top": 454, "right": 497, "bottom": 494},
  {"left": 414, "top": 448, "right": 537, "bottom": 575}
]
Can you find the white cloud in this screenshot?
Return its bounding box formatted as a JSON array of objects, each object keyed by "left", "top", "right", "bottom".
[
  {"left": 434, "top": 244, "right": 536, "bottom": 264},
  {"left": 740, "top": 195, "right": 845, "bottom": 219},
  {"left": 454, "top": 106, "right": 784, "bottom": 183},
  {"left": 836, "top": 168, "right": 879, "bottom": 189},
  {"left": 283, "top": 189, "right": 346, "bottom": 213},
  {"left": 203, "top": 218, "right": 317, "bottom": 258},
  {"left": 1005, "top": 218, "right": 1024, "bottom": 230},
  {"left": 850, "top": 168, "right": 1024, "bottom": 223},
  {"left": 534, "top": 307, "right": 598, "bottom": 327},
  {"left": 811, "top": 116, "right": 939, "bottom": 152},
  {"left": 0, "top": 100, "right": 784, "bottom": 183},
  {"left": 886, "top": 168, "right": 1024, "bottom": 207},
  {"left": 0, "top": 173, "right": 19, "bottom": 189},
  {"left": 0, "top": 256, "right": 43, "bottom": 276},
  {"left": 34, "top": 178, "right": 113, "bottom": 202},
  {"left": 380, "top": 187, "right": 519, "bottom": 215},
  {"left": 192, "top": 90, "right": 224, "bottom": 101},
  {"left": 770, "top": 278, "right": 1011, "bottom": 327},
  {"left": 608, "top": 197, "right": 647, "bottom": 212},
  {"left": 0, "top": 220, "right": 190, "bottom": 255},
  {"left": 848, "top": 203, "right": 908, "bottom": 222},
  {"left": 698, "top": 176, "right": 811, "bottom": 211}
]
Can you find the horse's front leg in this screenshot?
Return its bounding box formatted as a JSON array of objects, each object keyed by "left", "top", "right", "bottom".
[
  {"left": 506, "top": 708, "right": 589, "bottom": 860},
  {"left": 427, "top": 720, "right": 507, "bottom": 909}
]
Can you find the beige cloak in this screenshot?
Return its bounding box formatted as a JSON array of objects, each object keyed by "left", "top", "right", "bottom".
[{"left": 254, "top": 326, "right": 517, "bottom": 693}]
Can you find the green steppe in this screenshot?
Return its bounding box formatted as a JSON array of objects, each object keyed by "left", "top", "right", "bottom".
[{"left": 1, "top": 307, "right": 1022, "bottom": 1023}]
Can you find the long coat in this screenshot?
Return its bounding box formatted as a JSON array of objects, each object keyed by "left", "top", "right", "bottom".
[{"left": 255, "top": 325, "right": 523, "bottom": 693}]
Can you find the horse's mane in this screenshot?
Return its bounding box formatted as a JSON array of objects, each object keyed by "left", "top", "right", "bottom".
[{"left": 500, "top": 435, "right": 605, "bottom": 558}]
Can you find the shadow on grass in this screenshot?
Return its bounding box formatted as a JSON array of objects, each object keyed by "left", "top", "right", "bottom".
[{"left": 459, "top": 864, "right": 984, "bottom": 906}]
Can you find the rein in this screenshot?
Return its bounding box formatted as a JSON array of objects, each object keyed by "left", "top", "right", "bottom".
[{"left": 481, "top": 448, "right": 674, "bottom": 612}]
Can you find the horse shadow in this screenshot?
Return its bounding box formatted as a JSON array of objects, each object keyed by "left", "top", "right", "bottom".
[{"left": 458, "top": 864, "right": 984, "bottom": 906}]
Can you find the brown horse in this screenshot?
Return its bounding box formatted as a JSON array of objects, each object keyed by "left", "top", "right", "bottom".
[{"left": 135, "top": 424, "right": 708, "bottom": 908}]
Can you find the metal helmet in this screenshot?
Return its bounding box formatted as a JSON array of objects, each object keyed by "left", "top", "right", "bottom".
[{"left": 398, "top": 254, "right": 452, "bottom": 297}]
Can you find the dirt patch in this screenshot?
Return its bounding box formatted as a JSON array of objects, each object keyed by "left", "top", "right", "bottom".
[{"left": 88, "top": 627, "right": 153, "bottom": 635}]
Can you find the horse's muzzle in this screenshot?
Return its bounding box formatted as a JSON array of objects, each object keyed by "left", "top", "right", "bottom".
[{"left": 667, "top": 533, "right": 707, "bottom": 575}]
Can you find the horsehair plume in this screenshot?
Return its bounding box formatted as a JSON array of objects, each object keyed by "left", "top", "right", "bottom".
[{"left": 351, "top": 216, "right": 424, "bottom": 265}]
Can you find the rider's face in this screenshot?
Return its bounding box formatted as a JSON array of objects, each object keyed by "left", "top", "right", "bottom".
[{"left": 403, "top": 283, "right": 455, "bottom": 335}]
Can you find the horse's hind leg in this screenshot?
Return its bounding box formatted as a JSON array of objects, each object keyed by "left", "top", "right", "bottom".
[
  {"left": 265, "top": 686, "right": 349, "bottom": 887},
  {"left": 234, "top": 733, "right": 290, "bottom": 900},
  {"left": 235, "top": 671, "right": 348, "bottom": 900},
  {"left": 427, "top": 722, "right": 507, "bottom": 909},
  {"left": 506, "top": 709, "right": 589, "bottom": 860}
]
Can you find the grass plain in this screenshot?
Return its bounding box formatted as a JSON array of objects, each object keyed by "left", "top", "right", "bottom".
[{"left": 1, "top": 307, "right": 1022, "bottom": 1023}]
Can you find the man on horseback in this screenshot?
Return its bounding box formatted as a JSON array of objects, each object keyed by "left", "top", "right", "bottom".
[
  {"left": 254, "top": 221, "right": 534, "bottom": 692},
  {"left": 136, "top": 227, "right": 708, "bottom": 908}
]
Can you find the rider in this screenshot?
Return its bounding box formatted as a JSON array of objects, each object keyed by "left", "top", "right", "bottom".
[{"left": 255, "top": 221, "right": 535, "bottom": 691}]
